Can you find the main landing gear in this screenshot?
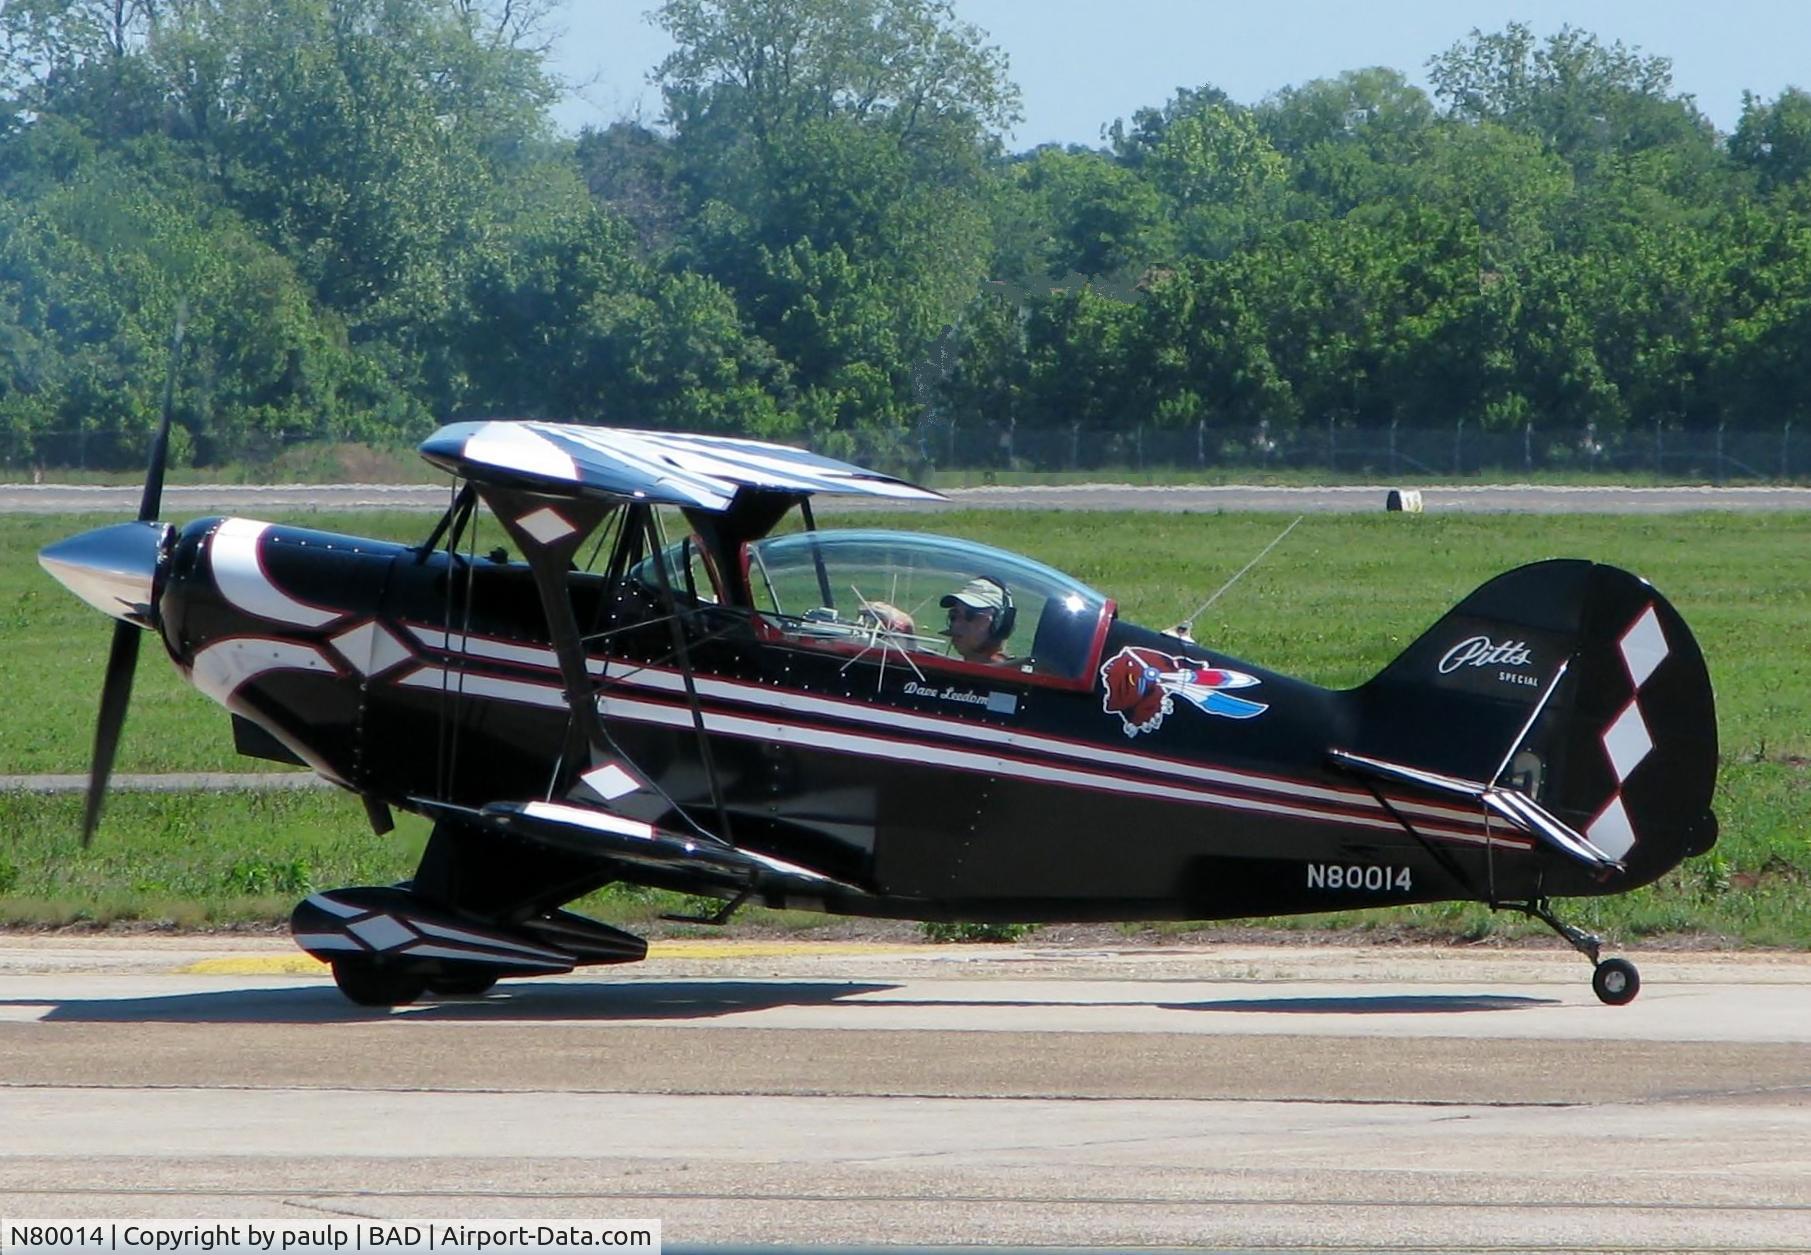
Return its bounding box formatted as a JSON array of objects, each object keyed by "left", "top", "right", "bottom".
[
  {"left": 1514, "top": 897, "right": 1641, "bottom": 1006},
  {"left": 294, "top": 885, "right": 650, "bottom": 1008},
  {"left": 331, "top": 960, "right": 426, "bottom": 1008},
  {"left": 329, "top": 960, "right": 502, "bottom": 1007}
]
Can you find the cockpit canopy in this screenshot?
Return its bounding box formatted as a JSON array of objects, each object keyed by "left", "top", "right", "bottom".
[{"left": 742, "top": 529, "right": 1110, "bottom": 683}]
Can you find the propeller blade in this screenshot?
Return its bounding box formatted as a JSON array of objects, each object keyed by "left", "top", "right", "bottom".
[
  {"left": 138, "top": 301, "right": 187, "bottom": 524},
  {"left": 82, "top": 301, "right": 183, "bottom": 843},
  {"left": 82, "top": 618, "right": 142, "bottom": 846}
]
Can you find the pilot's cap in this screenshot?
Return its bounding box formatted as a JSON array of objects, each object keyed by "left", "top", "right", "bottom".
[{"left": 941, "top": 577, "right": 1008, "bottom": 612}]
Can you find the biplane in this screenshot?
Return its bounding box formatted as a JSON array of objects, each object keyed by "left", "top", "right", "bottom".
[{"left": 41, "top": 419, "right": 1718, "bottom": 1006}]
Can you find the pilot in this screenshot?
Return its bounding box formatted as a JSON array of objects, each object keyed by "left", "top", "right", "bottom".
[{"left": 940, "top": 576, "right": 1016, "bottom": 664}]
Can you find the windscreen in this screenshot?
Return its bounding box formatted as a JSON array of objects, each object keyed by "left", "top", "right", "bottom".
[{"left": 746, "top": 529, "right": 1109, "bottom": 681}]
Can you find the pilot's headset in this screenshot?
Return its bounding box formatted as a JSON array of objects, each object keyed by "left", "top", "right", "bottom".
[{"left": 942, "top": 576, "right": 1016, "bottom": 643}]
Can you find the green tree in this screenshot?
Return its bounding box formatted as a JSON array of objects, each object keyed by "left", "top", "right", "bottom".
[
  {"left": 653, "top": 0, "right": 1019, "bottom": 162},
  {"left": 1146, "top": 103, "right": 1287, "bottom": 255},
  {"left": 574, "top": 121, "right": 685, "bottom": 254},
  {"left": 1731, "top": 89, "right": 1811, "bottom": 192},
  {"left": 1705, "top": 189, "right": 1811, "bottom": 425},
  {"left": 650, "top": 0, "right": 1015, "bottom": 450},
  {"left": 453, "top": 179, "right": 792, "bottom": 436},
  {"left": 1011, "top": 147, "right": 1166, "bottom": 279},
  {"left": 1132, "top": 258, "right": 1292, "bottom": 433},
  {"left": 1105, "top": 83, "right": 1231, "bottom": 168},
  {"left": 1427, "top": 23, "right": 1712, "bottom": 167},
  {"left": 1256, "top": 68, "right": 1435, "bottom": 219},
  {"left": 1258, "top": 68, "right": 1435, "bottom": 160},
  {"left": 0, "top": 165, "right": 395, "bottom": 466},
  {"left": 0, "top": 0, "right": 560, "bottom": 456},
  {"left": 1018, "top": 286, "right": 1141, "bottom": 432}
]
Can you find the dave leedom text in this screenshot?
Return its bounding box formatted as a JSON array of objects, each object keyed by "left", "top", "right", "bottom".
[{"left": 3, "top": 1223, "right": 659, "bottom": 1254}]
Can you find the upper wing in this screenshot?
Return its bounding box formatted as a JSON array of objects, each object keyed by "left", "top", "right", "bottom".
[{"left": 419, "top": 420, "right": 943, "bottom": 510}]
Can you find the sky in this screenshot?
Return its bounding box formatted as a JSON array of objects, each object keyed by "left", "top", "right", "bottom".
[{"left": 548, "top": 0, "right": 1811, "bottom": 146}]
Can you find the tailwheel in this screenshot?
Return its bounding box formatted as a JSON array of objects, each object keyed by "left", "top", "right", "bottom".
[
  {"left": 426, "top": 971, "right": 500, "bottom": 997},
  {"left": 1592, "top": 957, "right": 1641, "bottom": 1006},
  {"left": 1513, "top": 896, "right": 1642, "bottom": 1005},
  {"left": 331, "top": 960, "right": 426, "bottom": 1008}
]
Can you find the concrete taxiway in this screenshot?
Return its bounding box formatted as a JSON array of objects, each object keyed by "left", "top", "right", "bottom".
[{"left": 1, "top": 937, "right": 1808, "bottom": 1252}]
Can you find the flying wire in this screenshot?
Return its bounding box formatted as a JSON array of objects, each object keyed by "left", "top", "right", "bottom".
[{"left": 1178, "top": 514, "right": 1304, "bottom": 636}]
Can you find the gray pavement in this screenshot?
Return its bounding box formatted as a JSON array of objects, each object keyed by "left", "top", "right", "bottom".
[
  {"left": 0, "top": 772, "right": 326, "bottom": 793},
  {"left": 7, "top": 481, "right": 1811, "bottom": 514},
  {"left": 1, "top": 939, "right": 1808, "bottom": 1250}
]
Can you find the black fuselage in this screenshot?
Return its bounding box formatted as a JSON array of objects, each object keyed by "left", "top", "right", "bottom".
[{"left": 159, "top": 515, "right": 1642, "bottom": 925}]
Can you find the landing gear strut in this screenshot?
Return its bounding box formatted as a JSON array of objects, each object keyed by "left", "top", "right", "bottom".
[{"left": 1513, "top": 897, "right": 1641, "bottom": 1006}]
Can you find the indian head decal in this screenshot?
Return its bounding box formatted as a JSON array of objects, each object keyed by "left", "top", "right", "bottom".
[{"left": 1100, "top": 646, "right": 1267, "bottom": 737}]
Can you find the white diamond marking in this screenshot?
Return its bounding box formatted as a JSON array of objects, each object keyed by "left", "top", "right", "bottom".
[
  {"left": 1602, "top": 699, "right": 1654, "bottom": 783},
  {"left": 348, "top": 914, "right": 417, "bottom": 951},
  {"left": 581, "top": 763, "right": 641, "bottom": 801},
  {"left": 330, "top": 620, "right": 412, "bottom": 677},
  {"left": 517, "top": 506, "right": 577, "bottom": 546},
  {"left": 1618, "top": 605, "right": 1668, "bottom": 689},
  {"left": 1588, "top": 795, "right": 1638, "bottom": 860}
]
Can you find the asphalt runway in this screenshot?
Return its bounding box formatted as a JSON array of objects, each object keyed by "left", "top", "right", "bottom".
[
  {"left": 6, "top": 481, "right": 1811, "bottom": 514},
  {"left": 2, "top": 939, "right": 1809, "bottom": 1252}
]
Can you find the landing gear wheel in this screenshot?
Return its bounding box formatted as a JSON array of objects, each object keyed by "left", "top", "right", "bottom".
[
  {"left": 426, "top": 972, "right": 499, "bottom": 997},
  {"left": 1592, "top": 957, "right": 1640, "bottom": 1006},
  {"left": 331, "top": 961, "right": 426, "bottom": 1007}
]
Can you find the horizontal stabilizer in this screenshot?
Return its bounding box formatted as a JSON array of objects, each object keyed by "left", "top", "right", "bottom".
[
  {"left": 413, "top": 797, "right": 864, "bottom": 898},
  {"left": 1329, "top": 748, "right": 1626, "bottom": 871}
]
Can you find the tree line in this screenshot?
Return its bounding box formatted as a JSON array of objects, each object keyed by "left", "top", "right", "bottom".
[{"left": 4, "top": 0, "right": 1811, "bottom": 472}]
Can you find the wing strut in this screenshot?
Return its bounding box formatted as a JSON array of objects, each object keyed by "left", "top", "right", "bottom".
[
  {"left": 1343, "top": 775, "right": 1484, "bottom": 902},
  {"left": 467, "top": 486, "right": 737, "bottom": 851},
  {"left": 479, "top": 486, "right": 615, "bottom": 769},
  {"left": 799, "top": 497, "right": 834, "bottom": 608},
  {"left": 634, "top": 505, "right": 735, "bottom": 846},
  {"left": 417, "top": 480, "right": 478, "bottom": 563}
]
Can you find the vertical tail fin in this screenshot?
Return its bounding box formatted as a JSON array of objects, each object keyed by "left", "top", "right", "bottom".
[{"left": 1352, "top": 560, "right": 1717, "bottom": 887}]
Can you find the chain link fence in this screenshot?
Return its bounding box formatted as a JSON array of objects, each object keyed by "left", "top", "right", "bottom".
[
  {"left": 1, "top": 427, "right": 325, "bottom": 475},
  {"left": 911, "top": 419, "right": 1811, "bottom": 481}
]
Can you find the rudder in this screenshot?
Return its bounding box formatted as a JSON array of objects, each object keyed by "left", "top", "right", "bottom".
[{"left": 1352, "top": 559, "right": 1717, "bottom": 887}]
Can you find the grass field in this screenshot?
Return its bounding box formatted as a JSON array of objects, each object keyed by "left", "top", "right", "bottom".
[{"left": 3, "top": 507, "right": 1807, "bottom": 943}]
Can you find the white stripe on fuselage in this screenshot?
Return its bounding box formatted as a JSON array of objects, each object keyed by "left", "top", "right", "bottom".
[
  {"left": 192, "top": 637, "right": 337, "bottom": 705},
  {"left": 398, "top": 623, "right": 1504, "bottom": 838},
  {"left": 394, "top": 664, "right": 1518, "bottom": 848},
  {"left": 210, "top": 518, "right": 342, "bottom": 627}
]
